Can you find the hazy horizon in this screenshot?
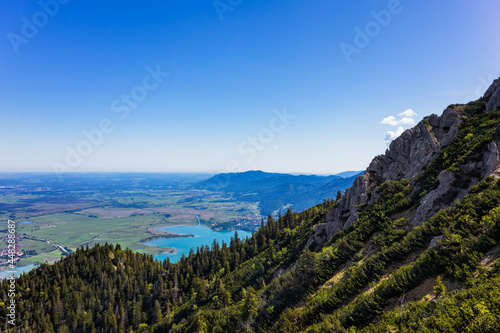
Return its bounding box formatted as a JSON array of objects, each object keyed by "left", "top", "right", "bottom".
[
  {"left": 2, "top": 1, "right": 499, "bottom": 175},
  {"left": 0, "top": 169, "right": 363, "bottom": 177}
]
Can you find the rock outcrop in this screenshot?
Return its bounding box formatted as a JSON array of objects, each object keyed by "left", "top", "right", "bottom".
[
  {"left": 367, "top": 107, "right": 462, "bottom": 183},
  {"left": 410, "top": 169, "right": 462, "bottom": 228},
  {"left": 410, "top": 79, "right": 500, "bottom": 228},
  {"left": 306, "top": 78, "right": 500, "bottom": 249},
  {"left": 430, "top": 235, "right": 444, "bottom": 248},
  {"left": 485, "top": 78, "right": 500, "bottom": 112},
  {"left": 316, "top": 173, "right": 370, "bottom": 241},
  {"left": 411, "top": 139, "right": 500, "bottom": 228}
]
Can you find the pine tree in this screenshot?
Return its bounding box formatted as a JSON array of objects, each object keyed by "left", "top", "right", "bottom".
[
  {"left": 434, "top": 275, "right": 446, "bottom": 297},
  {"left": 242, "top": 287, "right": 258, "bottom": 321},
  {"left": 153, "top": 300, "right": 162, "bottom": 324}
]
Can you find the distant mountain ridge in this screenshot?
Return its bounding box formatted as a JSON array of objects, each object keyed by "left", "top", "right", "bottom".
[
  {"left": 332, "top": 170, "right": 364, "bottom": 178},
  {"left": 194, "top": 170, "right": 362, "bottom": 215}
]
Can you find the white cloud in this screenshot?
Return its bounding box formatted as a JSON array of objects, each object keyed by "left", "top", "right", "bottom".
[
  {"left": 398, "top": 109, "right": 417, "bottom": 117},
  {"left": 381, "top": 109, "right": 418, "bottom": 144},
  {"left": 385, "top": 126, "right": 404, "bottom": 144},
  {"left": 398, "top": 117, "right": 416, "bottom": 125},
  {"left": 381, "top": 116, "right": 399, "bottom": 126},
  {"left": 380, "top": 115, "right": 415, "bottom": 126}
]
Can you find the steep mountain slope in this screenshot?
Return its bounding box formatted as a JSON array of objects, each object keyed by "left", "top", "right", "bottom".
[
  {"left": 3, "top": 79, "right": 500, "bottom": 333},
  {"left": 308, "top": 85, "right": 500, "bottom": 248},
  {"left": 195, "top": 170, "right": 360, "bottom": 215}
]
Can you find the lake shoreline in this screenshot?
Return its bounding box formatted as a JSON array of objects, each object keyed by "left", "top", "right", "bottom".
[
  {"left": 147, "top": 224, "right": 252, "bottom": 263},
  {"left": 142, "top": 226, "right": 195, "bottom": 243}
]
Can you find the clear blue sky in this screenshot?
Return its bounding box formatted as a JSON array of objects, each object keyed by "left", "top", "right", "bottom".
[{"left": 1, "top": 0, "right": 499, "bottom": 175}]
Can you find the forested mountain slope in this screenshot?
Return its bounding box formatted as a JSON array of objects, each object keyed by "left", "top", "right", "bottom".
[
  {"left": 194, "top": 170, "right": 360, "bottom": 215},
  {"left": 2, "top": 78, "right": 500, "bottom": 332}
]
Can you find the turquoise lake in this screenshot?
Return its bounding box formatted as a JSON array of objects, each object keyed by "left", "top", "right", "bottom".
[
  {"left": 0, "top": 264, "right": 38, "bottom": 279},
  {"left": 146, "top": 219, "right": 252, "bottom": 263}
]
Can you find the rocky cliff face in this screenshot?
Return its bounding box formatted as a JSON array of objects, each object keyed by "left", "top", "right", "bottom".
[
  {"left": 411, "top": 138, "right": 500, "bottom": 228},
  {"left": 485, "top": 78, "right": 500, "bottom": 112},
  {"left": 306, "top": 78, "right": 500, "bottom": 248},
  {"left": 368, "top": 107, "right": 462, "bottom": 183}
]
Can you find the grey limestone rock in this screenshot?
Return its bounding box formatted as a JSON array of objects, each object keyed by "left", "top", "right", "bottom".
[
  {"left": 306, "top": 78, "right": 500, "bottom": 248},
  {"left": 485, "top": 78, "right": 500, "bottom": 112}
]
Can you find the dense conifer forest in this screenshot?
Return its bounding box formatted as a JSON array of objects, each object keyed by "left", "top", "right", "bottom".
[{"left": 2, "top": 96, "right": 500, "bottom": 332}]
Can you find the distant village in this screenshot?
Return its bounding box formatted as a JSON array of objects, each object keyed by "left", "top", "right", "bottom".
[
  {"left": 0, "top": 232, "right": 73, "bottom": 279},
  {"left": 0, "top": 235, "right": 24, "bottom": 266}
]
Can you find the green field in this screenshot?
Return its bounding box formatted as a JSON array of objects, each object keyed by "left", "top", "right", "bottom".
[{"left": 0, "top": 179, "right": 261, "bottom": 269}]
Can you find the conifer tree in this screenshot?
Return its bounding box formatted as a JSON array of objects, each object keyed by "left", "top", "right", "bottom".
[
  {"left": 153, "top": 300, "right": 162, "bottom": 324},
  {"left": 434, "top": 275, "right": 446, "bottom": 297}
]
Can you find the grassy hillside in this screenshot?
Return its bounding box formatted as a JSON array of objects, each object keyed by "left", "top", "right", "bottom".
[{"left": 2, "top": 97, "right": 500, "bottom": 332}]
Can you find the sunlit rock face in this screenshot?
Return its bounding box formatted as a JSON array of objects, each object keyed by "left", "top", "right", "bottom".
[{"left": 307, "top": 78, "right": 500, "bottom": 248}]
